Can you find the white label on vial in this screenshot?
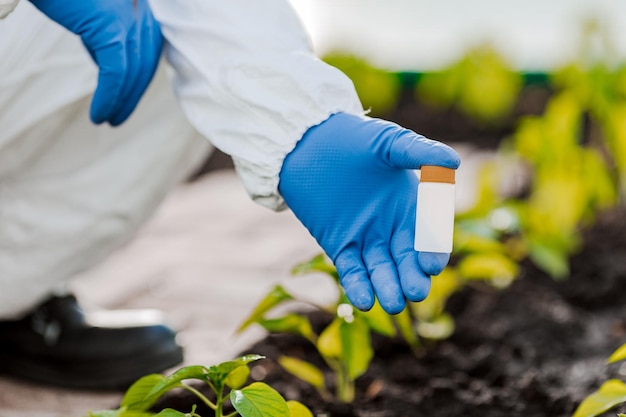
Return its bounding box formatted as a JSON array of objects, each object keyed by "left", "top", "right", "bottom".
[{"left": 414, "top": 182, "right": 455, "bottom": 253}]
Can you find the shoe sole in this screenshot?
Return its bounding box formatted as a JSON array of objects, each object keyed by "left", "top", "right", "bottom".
[{"left": 0, "top": 344, "right": 184, "bottom": 390}]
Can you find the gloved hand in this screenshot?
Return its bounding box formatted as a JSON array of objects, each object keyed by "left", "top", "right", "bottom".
[
  {"left": 279, "top": 113, "right": 460, "bottom": 314},
  {"left": 29, "top": 0, "right": 163, "bottom": 126}
]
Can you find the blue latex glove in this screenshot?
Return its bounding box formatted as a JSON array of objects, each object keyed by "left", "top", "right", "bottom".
[
  {"left": 29, "top": 0, "right": 163, "bottom": 126},
  {"left": 279, "top": 113, "right": 461, "bottom": 314}
]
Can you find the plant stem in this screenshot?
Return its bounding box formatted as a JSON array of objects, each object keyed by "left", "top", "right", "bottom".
[
  {"left": 336, "top": 366, "right": 355, "bottom": 403},
  {"left": 206, "top": 379, "right": 219, "bottom": 394},
  {"left": 223, "top": 411, "right": 240, "bottom": 417},
  {"left": 215, "top": 393, "right": 226, "bottom": 417},
  {"left": 181, "top": 384, "right": 217, "bottom": 410},
  {"left": 317, "top": 386, "right": 334, "bottom": 403}
]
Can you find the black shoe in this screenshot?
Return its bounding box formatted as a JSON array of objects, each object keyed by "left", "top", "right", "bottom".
[{"left": 0, "top": 295, "right": 184, "bottom": 389}]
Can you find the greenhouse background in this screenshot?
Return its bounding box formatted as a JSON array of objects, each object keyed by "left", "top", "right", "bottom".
[{"left": 290, "top": 0, "right": 626, "bottom": 71}]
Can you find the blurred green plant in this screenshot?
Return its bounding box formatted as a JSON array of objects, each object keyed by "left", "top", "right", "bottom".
[
  {"left": 432, "top": 18, "right": 625, "bottom": 283},
  {"left": 416, "top": 44, "right": 523, "bottom": 123},
  {"left": 571, "top": 342, "right": 626, "bottom": 417},
  {"left": 238, "top": 254, "right": 423, "bottom": 403},
  {"left": 85, "top": 355, "right": 313, "bottom": 417},
  {"left": 323, "top": 53, "right": 401, "bottom": 116},
  {"left": 238, "top": 253, "right": 465, "bottom": 403}
]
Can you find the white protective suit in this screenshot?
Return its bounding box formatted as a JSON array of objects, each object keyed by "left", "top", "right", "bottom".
[{"left": 0, "top": 0, "right": 363, "bottom": 318}]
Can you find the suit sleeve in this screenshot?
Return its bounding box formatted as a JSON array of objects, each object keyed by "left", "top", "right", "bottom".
[
  {"left": 149, "top": 0, "right": 364, "bottom": 211},
  {"left": 0, "top": 0, "right": 19, "bottom": 18}
]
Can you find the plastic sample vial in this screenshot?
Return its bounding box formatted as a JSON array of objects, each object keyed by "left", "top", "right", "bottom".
[{"left": 414, "top": 165, "right": 456, "bottom": 253}]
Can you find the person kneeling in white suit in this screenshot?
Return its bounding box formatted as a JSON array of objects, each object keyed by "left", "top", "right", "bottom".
[{"left": 0, "top": 0, "right": 459, "bottom": 388}]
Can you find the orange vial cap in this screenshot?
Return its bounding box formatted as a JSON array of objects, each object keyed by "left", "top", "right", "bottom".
[{"left": 420, "top": 166, "right": 455, "bottom": 184}]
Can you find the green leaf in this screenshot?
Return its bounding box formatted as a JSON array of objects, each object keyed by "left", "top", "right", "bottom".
[
  {"left": 225, "top": 365, "right": 251, "bottom": 390},
  {"left": 412, "top": 268, "right": 459, "bottom": 321},
  {"left": 527, "top": 240, "right": 570, "bottom": 280},
  {"left": 455, "top": 164, "right": 501, "bottom": 219},
  {"left": 231, "top": 382, "right": 289, "bottom": 417},
  {"left": 416, "top": 70, "right": 460, "bottom": 109},
  {"left": 291, "top": 254, "right": 339, "bottom": 282},
  {"left": 286, "top": 401, "right": 314, "bottom": 417},
  {"left": 573, "top": 379, "right": 626, "bottom": 417},
  {"left": 258, "top": 314, "right": 316, "bottom": 342},
  {"left": 453, "top": 229, "right": 507, "bottom": 255},
  {"left": 416, "top": 312, "right": 455, "bottom": 340},
  {"left": 360, "top": 300, "right": 396, "bottom": 337},
  {"left": 340, "top": 316, "right": 374, "bottom": 380},
  {"left": 393, "top": 306, "right": 419, "bottom": 349},
  {"left": 278, "top": 356, "right": 326, "bottom": 391},
  {"left": 457, "top": 252, "right": 519, "bottom": 288},
  {"left": 322, "top": 54, "right": 400, "bottom": 116},
  {"left": 121, "top": 374, "right": 166, "bottom": 410},
  {"left": 115, "top": 411, "right": 154, "bottom": 417},
  {"left": 417, "top": 45, "right": 521, "bottom": 123},
  {"left": 147, "top": 366, "right": 208, "bottom": 399},
  {"left": 582, "top": 148, "right": 617, "bottom": 211},
  {"left": 608, "top": 343, "right": 626, "bottom": 364},
  {"left": 207, "top": 354, "right": 265, "bottom": 386},
  {"left": 317, "top": 318, "right": 342, "bottom": 359},
  {"left": 153, "top": 409, "right": 188, "bottom": 417},
  {"left": 238, "top": 286, "right": 295, "bottom": 332},
  {"left": 458, "top": 46, "right": 522, "bottom": 121},
  {"left": 318, "top": 317, "right": 373, "bottom": 379}
]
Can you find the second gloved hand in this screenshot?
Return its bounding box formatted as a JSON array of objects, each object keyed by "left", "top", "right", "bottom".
[
  {"left": 29, "top": 0, "right": 163, "bottom": 125},
  {"left": 279, "top": 113, "right": 460, "bottom": 314}
]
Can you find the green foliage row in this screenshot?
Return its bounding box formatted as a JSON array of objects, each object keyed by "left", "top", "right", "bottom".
[
  {"left": 238, "top": 254, "right": 416, "bottom": 403},
  {"left": 86, "top": 355, "right": 313, "bottom": 417},
  {"left": 238, "top": 253, "right": 458, "bottom": 404}
]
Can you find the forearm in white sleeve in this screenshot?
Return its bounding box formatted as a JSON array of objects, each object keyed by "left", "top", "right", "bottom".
[
  {"left": 149, "top": 0, "right": 364, "bottom": 211},
  {"left": 0, "top": 0, "right": 19, "bottom": 18}
]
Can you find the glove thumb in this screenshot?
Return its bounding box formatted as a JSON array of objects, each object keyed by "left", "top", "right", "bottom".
[
  {"left": 385, "top": 129, "right": 461, "bottom": 171},
  {"left": 382, "top": 127, "right": 460, "bottom": 277}
]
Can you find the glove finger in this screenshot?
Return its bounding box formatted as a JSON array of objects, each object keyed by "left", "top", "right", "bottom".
[
  {"left": 335, "top": 247, "right": 375, "bottom": 311},
  {"left": 391, "top": 227, "right": 432, "bottom": 302},
  {"left": 386, "top": 129, "right": 461, "bottom": 170},
  {"left": 417, "top": 251, "right": 450, "bottom": 277},
  {"left": 110, "top": 2, "right": 163, "bottom": 126},
  {"left": 362, "top": 242, "right": 405, "bottom": 314},
  {"left": 90, "top": 41, "right": 127, "bottom": 124},
  {"left": 107, "top": 26, "right": 141, "bottom": 126}
]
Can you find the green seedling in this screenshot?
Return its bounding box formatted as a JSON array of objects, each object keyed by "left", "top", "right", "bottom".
[
  {"left": 239, "top": 254, "right": 415, "bottom": 403},
  {"left": 85, "top": 354, "right": 313, "bottom": 417},
  {"left": 416, "top": 44, "right": 522, "bottom": 123},
  {"left": 238, "top": 253, "right": 469, "bottom": 403},
  {"left": 572, "top": 342, "right": 626, "bottom": 417},
  {"left": 323, "top": 53, "right": 401, "bottom": 116}
]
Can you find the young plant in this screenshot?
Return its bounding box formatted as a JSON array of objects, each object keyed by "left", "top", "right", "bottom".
[
  {"left": 85, "top": 354, "right": 313, "bottom": 417},
  {"left": 238, "top": 254, "right": 417, "bottom": 403},
  {"left": 322, "top": 53, "right": 401, "bottom": 117},
  {"left": 416, "top": 44, "right": 522, "bottom": 123},
  {"left": 571, "top": 342, "right": 626, "bottom": 417}
]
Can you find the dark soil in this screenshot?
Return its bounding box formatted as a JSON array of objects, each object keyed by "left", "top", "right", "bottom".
[{"left": 154, "top": 210, "right": 626, "bottom": 417}]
